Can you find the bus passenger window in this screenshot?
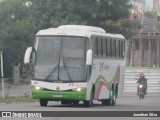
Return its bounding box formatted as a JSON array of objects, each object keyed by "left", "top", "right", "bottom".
[
  {"left": 116, "top": 40, "right": 120, "bottom": 57},
  {"left": 120, "top": 41, "right": 123, "bottom": 57},
  {"left": 101, "top": 38, "right": 103, "bottom": 57},
  {"left": 98, "top": 38, "right": 102, "bottom": 57},
  {"left": 112, "top": 40, "right": 116, "bottom": 57},
  {"left": 105, "top": 39, "right": 108, "bottom": 57},
  {"left": 120, "top": 41, "right": 124, "bottom": 58},
  {"left": 103, "top": 39, "right": 106, "bottom": 57},
  {"left": 123, "top": 41, "right": 125, "bottom": 57},
  {"left": 93, "top": 37, "right": 98, "bottom": 57},
  {"left": 107, "top": 39, "right": 112, "bottom": 57}
]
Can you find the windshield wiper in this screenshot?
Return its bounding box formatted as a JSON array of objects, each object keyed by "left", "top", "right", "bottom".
[
  {"left": 45, "top": 64, "right": 58, "bottom": 80},
  {"left": 63, "top": 59, "right": 72, "bottom": 81}
]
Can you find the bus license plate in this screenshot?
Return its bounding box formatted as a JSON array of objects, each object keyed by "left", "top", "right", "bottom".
[{"left": 53, "top": 94, "right": 62, "bottom": 97}]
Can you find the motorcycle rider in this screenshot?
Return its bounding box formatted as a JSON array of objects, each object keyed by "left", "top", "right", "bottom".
[{"left": 136, "top": 73, "right": 147, "bottom": 95}]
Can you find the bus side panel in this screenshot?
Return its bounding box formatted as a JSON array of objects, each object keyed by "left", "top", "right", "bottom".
[
  {"left": 87, "top": 59, "right": 124, "bottom": 100},
  {"left": 118, "top": 64, "right": 125, "bottom": 97}
]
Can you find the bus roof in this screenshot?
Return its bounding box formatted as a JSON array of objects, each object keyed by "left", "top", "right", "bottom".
[
  {"left": 58, "top": 25, "right": 106, "bottom": 33},
  {"left": 36, "top": 25, "right": 125, "bottom": 39}
]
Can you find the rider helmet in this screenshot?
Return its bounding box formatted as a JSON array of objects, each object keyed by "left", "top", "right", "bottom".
[{"left": 139, "top": 73, "right": 144, "bottom": 77}]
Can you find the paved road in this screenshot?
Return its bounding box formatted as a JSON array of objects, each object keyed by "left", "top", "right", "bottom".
[
  {"left": 0, "top": 92, "right": 160, "bottom": 120},
  {"left": 0, "top": 92, "right": 160, "bottom": 111}
]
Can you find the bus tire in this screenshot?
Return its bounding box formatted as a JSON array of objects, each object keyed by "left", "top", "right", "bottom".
[
  {"left": 101, "top": 88, "right": 116, "bottom": 106},
  {"left": 101, "top": 99, "right": 110, "bottom": 106},
  {"left": 115, "top": 84, "right": 118, "bottom": 98},
  {"left": 84, "top": 100, "right": 93, "bottom": 107},
  {"left": 39, "top": 99, "right": 48, "bottom": 106},
  {"left": 111, "top": 90, "right": 116, "bottom": 105},
  {"left": 84, "top": 90, "right": 94, "bottom": 107},
  {"left": 61, "top": 100, "right": 72, "bottom": 104},
  {"left": 72, "top": 100, "right": 79, "bottom": 105}
]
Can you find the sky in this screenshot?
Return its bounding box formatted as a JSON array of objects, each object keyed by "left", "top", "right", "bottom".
[{"left": 146, "top": 0, "right": 153, "bottom": 10}]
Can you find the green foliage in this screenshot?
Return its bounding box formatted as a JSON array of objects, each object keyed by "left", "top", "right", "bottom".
[
  {"left": 0, "top": 0, "right": 133, "bottom": 68},
  {"left": 0, "top": 96, "right": 38, "bottom": 104},
  {"left": 144, "top": 10, "right": 157, "bottom": 18}
]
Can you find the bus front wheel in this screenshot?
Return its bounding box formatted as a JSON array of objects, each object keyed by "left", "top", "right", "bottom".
[
  {"left": 61, "top": 100, "right": 72, "bottom": 104},
  {"left": 39, "top": 99, "right": 48, "bottom": 106},
  {"left": 84, "top": 91, "right": 94, "bottom": 107},
  {"left": 84, "top": 100, "right": 93, "bottom": 107}
]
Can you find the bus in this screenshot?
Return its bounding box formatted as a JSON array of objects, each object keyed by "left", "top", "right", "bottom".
[{"left": 24, "top": 25, "right": 126, "bottom": 107}]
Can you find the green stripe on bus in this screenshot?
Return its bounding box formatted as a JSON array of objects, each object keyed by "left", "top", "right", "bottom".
[{"left": 32, "top": 89, "right": 86, "bottom": 100}]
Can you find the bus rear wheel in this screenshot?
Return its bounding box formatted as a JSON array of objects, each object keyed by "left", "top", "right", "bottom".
[
  {"left": 101, "top": 99, "right": 110, "bottom": 106},
  {"left": 110, "top": 90, "right": 116, "bottom": 105},
  {"left": 39, "top": 99, "right": 48, "bottom": 106},
  {"left": 101, "top": 90, "right": 116, "bottom": 106}
]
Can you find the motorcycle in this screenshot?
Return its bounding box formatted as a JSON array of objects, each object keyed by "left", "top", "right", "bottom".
[
  {"left": 136, "top": 77, "right": 147, "bottom": 99},
  {"left": 138, "top": 81, "right": 146, "bottom": 99}
]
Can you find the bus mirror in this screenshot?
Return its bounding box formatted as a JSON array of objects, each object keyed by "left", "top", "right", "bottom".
[
  {"left": 86, "top": 49, "right": 92, "bottom": 65},
  {"left": 24, "top": 47, "right": 32, "bottom": 64}
]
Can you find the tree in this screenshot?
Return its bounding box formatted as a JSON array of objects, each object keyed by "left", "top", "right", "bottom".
[
  {"left": 0, "top": 0, "right": 133, "bottom": 73},
  {"left": 0, "top": 0, "right": 35, "bottom": 66}
]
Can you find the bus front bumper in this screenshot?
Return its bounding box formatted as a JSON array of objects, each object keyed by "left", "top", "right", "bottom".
[{"left": 32, "top": 89, "right": 86, "bottom": 100}]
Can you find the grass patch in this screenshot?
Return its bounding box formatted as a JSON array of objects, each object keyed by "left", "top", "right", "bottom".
[{"left": 0, "top": 96, "right": 38, "bottom": 104}]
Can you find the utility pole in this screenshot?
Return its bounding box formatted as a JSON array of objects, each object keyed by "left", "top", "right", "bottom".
[
  {"left": 0, "top": 51, "right": 5, "bottom": 99},
  {"left": 134, "top": 0, "right": 135, "bottom": 15}
]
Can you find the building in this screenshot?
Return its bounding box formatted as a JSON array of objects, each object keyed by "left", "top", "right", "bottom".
[
  {"left": 129, "top": 0, "right": 145, "bottom": 20},
  {"left": 153, "top": 0, "right": 160, "bottom": 13},
  {"left": 127, "top": 0, "right": 160, "bottom": 68},
  {"left": 125, "top": 1, "right": 160, "bottom": 94}
]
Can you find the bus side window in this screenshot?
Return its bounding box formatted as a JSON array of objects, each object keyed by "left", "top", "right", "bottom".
[
  {"left": 120, "top": 41, "right": 125, "bottom": 58},
  {"left": 98, "top": 38, "right": 102, "bottom": 57},
  {"left": 102, "top": 38, "right": 106, "bottom": 57},
  {"left": 105, "top": 39, "right": 108, "bottom": 57},
  {"left": 93, "top": 37, "right": 98, "bottom": 57},
  {"left": 103, "top": 38, "right": 106, "bottom": 57},
  {"left": 123, "top": 41, "right": 125, "bottom": 57},
  {"left": 107, "top": 39, "right": 112, "bottom": 57},
  {"left": 118, "top": 40, "right": 121, "bottom": 57},
  {"left": 116, "top": 40, "right": 120, "bottom": 58},
  {"left": 112, "top": 39, "right": 116, "bottom": 57},
  {"left": 101, "top": 38, "right": 103, "bottom": 57},
  {"left": 120, "top": 41, "right": 123, "bottom": 58}
]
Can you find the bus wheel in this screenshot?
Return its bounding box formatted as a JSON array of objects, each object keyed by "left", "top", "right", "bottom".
[
  {"left": 61, "top": 100, "right": 72, "bottom": 104},
  {"left": 84, "top": 91, "right": 94, "bottom": 107},
  {"left": 39, "top": 99, "right": 48, "bottom": 106},
  {"left": 110, "top": 89, "right": 116, "bottom": 105},
  {"left": 101, "top": 99, "right": 109, "bottom": 106},
  {"left": 84, "top": 100, "right": 93, "bottom": 107},
  {"left": 73, "top": 100, "right": 79, "bottom": 105},
  {"left": 101, "top": 90, "right": 116, "bottom": 106}
]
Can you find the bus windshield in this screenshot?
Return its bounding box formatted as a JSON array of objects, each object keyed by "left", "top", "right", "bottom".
[{"left": 33, "top": 36, "right": 88, "bottom": 82}]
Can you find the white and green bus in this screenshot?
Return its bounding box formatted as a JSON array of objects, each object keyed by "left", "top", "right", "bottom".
[{"left": 24, "top": 25, "right": 125, "bottom": 107}]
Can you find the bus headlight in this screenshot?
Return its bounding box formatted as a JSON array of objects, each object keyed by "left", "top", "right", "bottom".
[
  {"left": 139, "top": 85, "right": 143, "bottom": 88},
  {"left": 72, "top": 87, "right": 86, "bottom": 92},
  {"left": 32, "top": 85, "right": 44, "bottom": 90}
]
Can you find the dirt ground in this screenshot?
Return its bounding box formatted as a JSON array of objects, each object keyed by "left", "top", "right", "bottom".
[{"left": 0, "top": 81, "right": 31, "bottom": 97}]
